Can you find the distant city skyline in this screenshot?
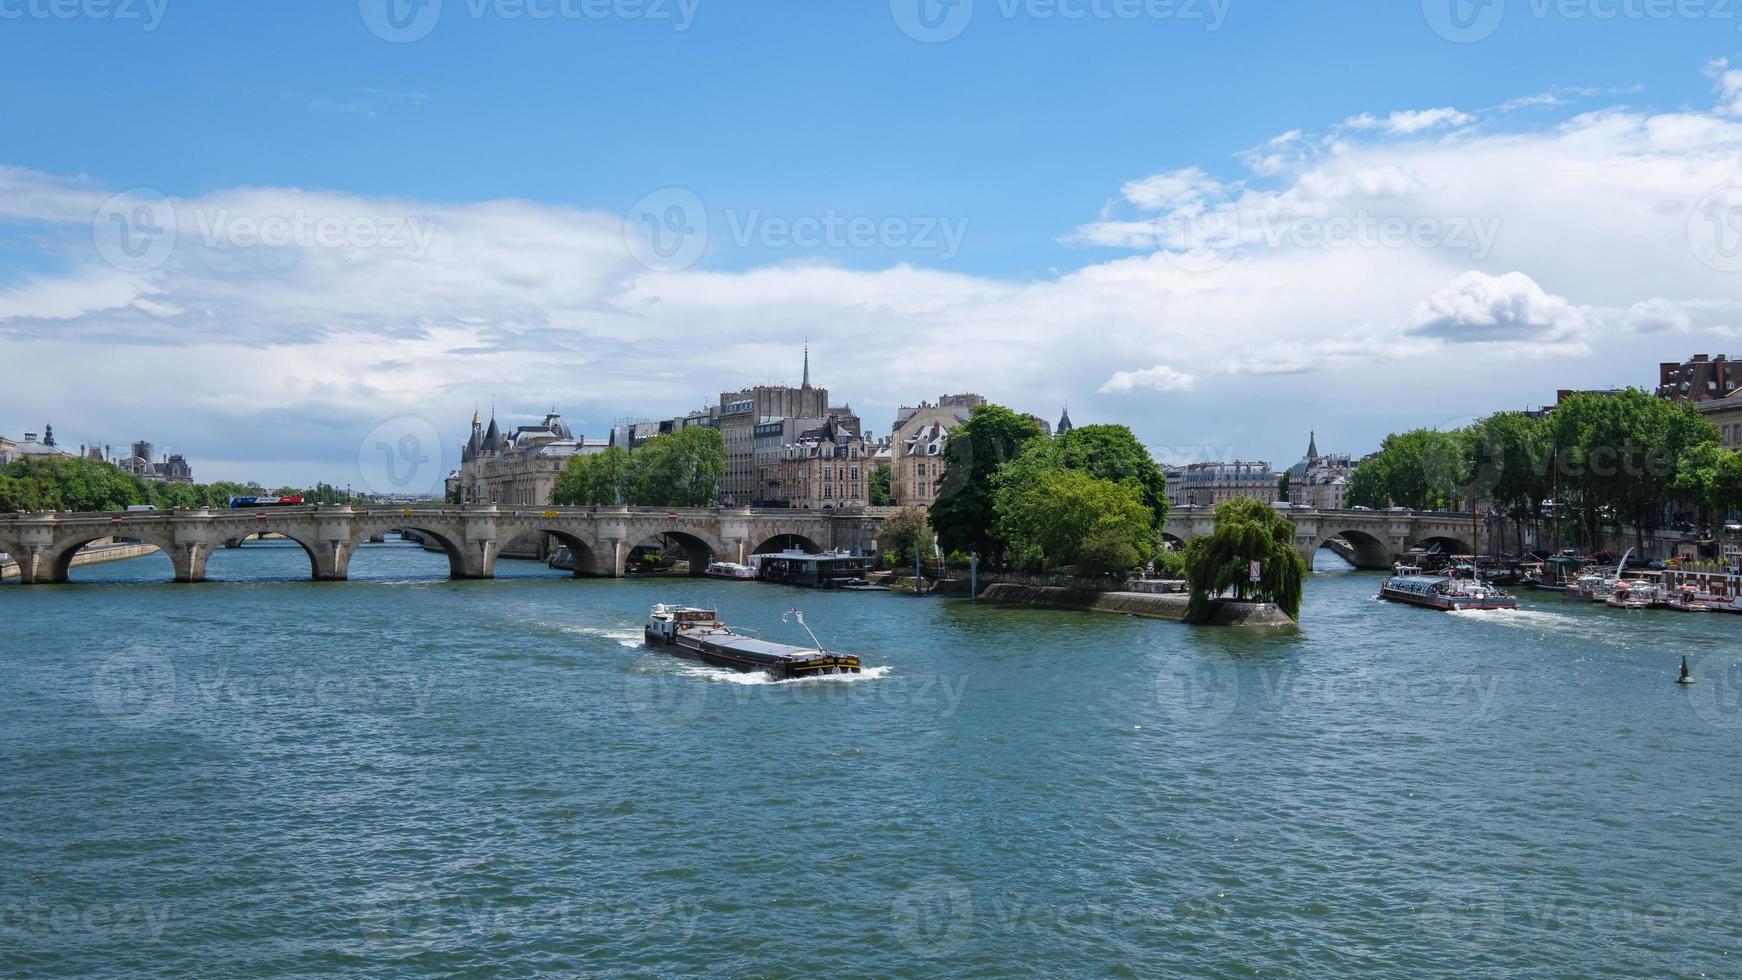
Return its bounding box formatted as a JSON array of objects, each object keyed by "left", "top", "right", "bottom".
[{"left": 1, "top": 5, "right": 1737, "bottom": 485}]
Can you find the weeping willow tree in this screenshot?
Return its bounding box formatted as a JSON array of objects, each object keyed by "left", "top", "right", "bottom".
[{"left": 1183, "top": 497, "right": 1306, "bottom": 623}]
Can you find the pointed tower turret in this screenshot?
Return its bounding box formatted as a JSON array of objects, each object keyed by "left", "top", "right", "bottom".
[
  {"left": 1306, "top": 430, "right": 1319, "bottom": 463},
  {"left": 802, "top": 341, "right": 811, "bottom": 388},
  {"left": 1057, "top": 406, "right": 1073, "bottom": 435}
]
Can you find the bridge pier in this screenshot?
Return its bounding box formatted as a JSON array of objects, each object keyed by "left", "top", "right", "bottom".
[
  {"left": 171, "top": 544, "right": 210, "bottom": 583},
  {"left": 10, "top": 545, "right": 48, "bottom": 584}
]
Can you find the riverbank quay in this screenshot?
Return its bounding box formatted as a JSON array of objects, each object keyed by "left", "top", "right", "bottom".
[
  {"left": 1, "top": 541, "right": 160, "bottom": 580},
  {"left": 976, "top": 582, "right": 1294, "bottom": 626}
]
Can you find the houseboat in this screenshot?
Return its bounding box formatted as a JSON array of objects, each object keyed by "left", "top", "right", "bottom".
[
  {"left": 643, "top": 605, "right": 861, "bottom": 679},
  {"left": 1660, "top": 564, "right": 1742, "bottom": 613},
  {"left": 755, "top": 550, "right": 870, "bottom": 589},
  {"left": 1378, "top": 575, "right": 1519, "bottom": 611}
]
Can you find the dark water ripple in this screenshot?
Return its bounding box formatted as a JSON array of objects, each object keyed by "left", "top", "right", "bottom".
[{"left": 4, "top": 541, "right": 1742, "bottom": 976}]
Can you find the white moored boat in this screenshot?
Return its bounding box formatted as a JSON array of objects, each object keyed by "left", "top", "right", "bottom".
[{"left": 704, "top": 561, "right": 758, "bottom": 580}]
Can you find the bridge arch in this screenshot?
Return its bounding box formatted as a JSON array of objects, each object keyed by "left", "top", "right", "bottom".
[
  {"left": 47, "top": 528, "right": 185, "bottom": 583},
  {"left": 1159, "top": 531, "right": 1187, "bottom": 551},
  {"left": 751, "top": 533, "right": 823, "bottom": 556},
  {"left": 351, "top": 524, "right": 469, "bottom": 579},
  {"left": 1418, "top": 535, "right": 1474, "bottom": 556},
  {"left": 628, "top": 529, "right": 717, "bottom": 576},
  {"left": 1311, "top": 529, "right": 1394, "bottom": 572},
  {"left": 0, "top": 536, "right": 23, "bottom": 581},
  {"left": 216, "top": 524, "right": 332, "bottom": 580},
  {"left": 533, "top": 528, "right": 607, "bottom": 578}
]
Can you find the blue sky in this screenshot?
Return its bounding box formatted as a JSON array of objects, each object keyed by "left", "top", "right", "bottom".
[{"left": 1, "top": 1, "right": 1740, "bottom": 486}]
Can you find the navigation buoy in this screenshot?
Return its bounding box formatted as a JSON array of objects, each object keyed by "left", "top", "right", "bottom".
[{"left": 1679, "top": 656, "right": 1697, "bottom": 686}]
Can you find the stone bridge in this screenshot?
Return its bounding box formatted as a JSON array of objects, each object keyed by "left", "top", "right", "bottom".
[
  {"left": 1163, "top": 507, "right": 1493, "bottom": 571},
  {"left": 0, "top": 505, "right": 884, "bottom": 584}
]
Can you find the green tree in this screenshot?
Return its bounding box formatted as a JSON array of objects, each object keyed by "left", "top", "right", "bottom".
[
  {"left": 1552, "top": 389, "right": 1716, "bottom": 550},
  {"left": 1052, "top": 424, "right": 1170, "bottom": 527},
  {"left": 1153, "top": 546, "right": 1187, "bottom": 579},
  {"left": 1345, "top": 459, "right": 1388, "bottom": 509},
  {"left": 623, "top": 428, "right": 725, "bottom": 507},
  {"left": 929, "top": 404, "right": 1044, "bottom": 560},
  {"left": 1465, "top": 411, "right": 1551, "bottom": 553},
  {"left": 1277, "top": 471, "right": 1291, "bottom": 503},
  {"left": 994, "top": 467, "right": 1153, "bottom": 574},
  {"left": 878, "top": 506, "right": 934, "bottom": 567},
  {"left": 1678, "top": 444, "right": 1742, "bottom": 519},
  {"left": 867, "top": 464, "right": 892, "bottom": 506},
  {"left": 1183, "top": 497, "right": 1306, "bottom": 623},
  {"left": 553, "top": 445, "right": 632, "bottom": 506}
]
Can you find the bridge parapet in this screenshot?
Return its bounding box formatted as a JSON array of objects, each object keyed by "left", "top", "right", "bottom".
[{"left": 0, "top": 505, "right": 885, "bottom": 585}]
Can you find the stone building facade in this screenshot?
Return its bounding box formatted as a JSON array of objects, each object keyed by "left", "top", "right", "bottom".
[
  {"left": 776, "top": 418, "right": 876, "bottom": 509},
  {"left": 451, "top": 408, "right": 606, "bottom": 506},
  {"left": 889, "top": 394, "right": 985, "bottom": 509},
  {"left": 717, "top": 349, "right": 830, "bottom": 505},
  {"left": 1658, "top": 353, "right": 1742, "bottom": 403},
  {"left": 1168, "top": 460, "right": 1277, "bottom": 508},
  {"left": 1285, "top": 432, "right": 1352, "bottom": 510}
]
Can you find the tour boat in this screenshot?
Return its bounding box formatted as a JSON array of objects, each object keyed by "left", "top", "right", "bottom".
[
  {"left": 1378, "top": 575, "right": 1519, "bottom": 611},
  {"left": 704, "top": 561, "right": 758, "bottom": 580},
  {"left": 643, "top": 605, "right": 861, "bottom": 679}
]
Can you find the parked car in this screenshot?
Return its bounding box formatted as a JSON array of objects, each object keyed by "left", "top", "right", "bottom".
[{"left": 125, "top": 505, "right": 157, "bottom": 512}]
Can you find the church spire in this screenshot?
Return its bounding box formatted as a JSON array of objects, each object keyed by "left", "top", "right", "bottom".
[
  {"left": 1307, "top": 429, "right": 1319, "bottom": 461},
  {"left": 802, "top": 340, "right": 811, "bottom": 388}
]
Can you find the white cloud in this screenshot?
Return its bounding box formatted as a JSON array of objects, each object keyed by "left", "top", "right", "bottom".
[
  {"left": 1099, "top": 364, "right": 1197, "bottom": 394},
  {"left": 1708, "top": 59, "right": 1742, "bottom": 116},
  {"left": 1406, "top": 271, "right": 1588, "bottom": 344},
  {"left": 1621, "top": 297, "right": 1694, "bottom": 334},
  {"left": 5, "top": 66, "right": 1742, "bottom": 482},
  {"left": 1342, "top": 107, "right": 1474, "bottom": 135}
]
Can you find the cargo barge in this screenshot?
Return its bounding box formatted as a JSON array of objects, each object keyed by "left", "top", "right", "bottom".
[
  {"left": 1378, "top": 575, "right": 1518, "bottom": 611},
  {"left": 643, "top": 605, "right": 861, "bottom": 678}
]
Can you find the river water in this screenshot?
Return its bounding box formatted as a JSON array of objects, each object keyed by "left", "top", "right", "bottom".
[{"left": 5, "top": 541, "right": 1742, "bottom": 976}]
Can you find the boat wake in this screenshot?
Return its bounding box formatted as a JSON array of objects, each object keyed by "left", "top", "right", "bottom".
[
  {"left": 553, "top": 623, "right": 645, "bottom": 648},
  {"left": 662, "top": 660, "right": 894, "bottom": 686}
]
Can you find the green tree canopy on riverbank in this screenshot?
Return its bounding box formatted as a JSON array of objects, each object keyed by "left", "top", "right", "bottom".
[
  {"left": 1183, "top": 498, "right": 1305, "bottom": 623},
  {"left": 989, "top": 423, "right": 1165, "bottom": 575},
  {"left": 551, "top": 428, "right": 725, "bottom": 508},
  {"left": 929, "top": 404, "right": 1045, "bottom": 560},
  {"left": 1348, "top": 390, "right": 1722, "bottom": 551},
  {"left": 0, "top": 455, "right": 349, "bottom": 513}
]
